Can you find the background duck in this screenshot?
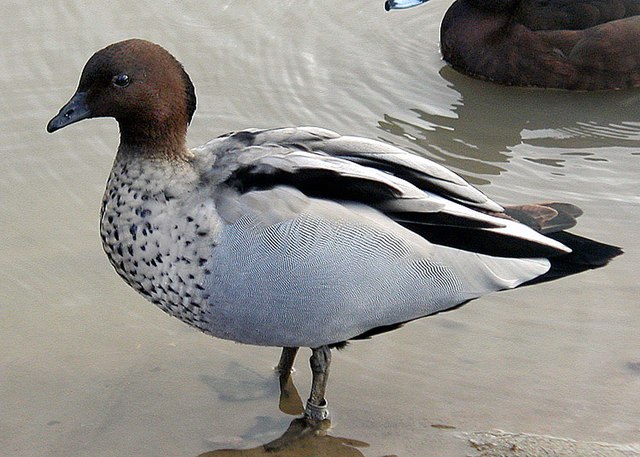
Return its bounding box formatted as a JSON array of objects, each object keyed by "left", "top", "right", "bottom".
[{"left": 386, "top": 0, "right": 640, "bottom": 90}]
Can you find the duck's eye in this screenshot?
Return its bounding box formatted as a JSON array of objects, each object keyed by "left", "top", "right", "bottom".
[{"left": 113, "top": 74, "right": 130, "bottom": 88}]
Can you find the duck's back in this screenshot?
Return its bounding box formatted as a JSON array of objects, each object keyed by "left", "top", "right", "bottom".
[
  {"left": 440, "top": 0, "right": 640, "bottom": 89},
  {"left": 517, "top": 0, "right": 640, "bottom": 31}
]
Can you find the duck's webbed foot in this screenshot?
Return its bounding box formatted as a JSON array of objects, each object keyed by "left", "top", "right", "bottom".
[
  {"left": 275, "top": 347, "right": 304, "bottom": 415},
  {"left": 262, "top": 416, "right": 331, "bottom": 452}
]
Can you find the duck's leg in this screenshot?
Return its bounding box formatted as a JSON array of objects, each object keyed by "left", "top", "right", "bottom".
[
  {"left": 304, "top": 345, "right": 331, "bottom": 422},
  {"left": 263, "top": 347, "right": 330, "bottom": 451},
  {"left": 276, "top": 347, "right": 299, "bottom": 377},
  {"left": 276, "top": 347, "right": 304, "bottom": 415}
]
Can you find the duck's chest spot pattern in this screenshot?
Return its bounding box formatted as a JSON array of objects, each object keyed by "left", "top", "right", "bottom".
[{"left": 99, "top": 162, "right": 217, "bottom": 329}]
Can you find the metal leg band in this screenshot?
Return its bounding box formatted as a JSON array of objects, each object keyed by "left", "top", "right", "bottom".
[{"left": 304, "top": 399, "right": 330, "bottom": 421}]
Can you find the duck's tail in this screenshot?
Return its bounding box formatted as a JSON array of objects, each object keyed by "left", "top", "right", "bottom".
[
  {"left": 503, "top": 202, "right": 623, "bottom": 286},
  {"left": 523, "top": 230, "right": 622, "bottom": 286}
]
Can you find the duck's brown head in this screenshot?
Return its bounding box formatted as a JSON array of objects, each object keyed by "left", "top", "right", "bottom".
[{"left": 47, "top": 39, "right": 196, "bottom": 154}]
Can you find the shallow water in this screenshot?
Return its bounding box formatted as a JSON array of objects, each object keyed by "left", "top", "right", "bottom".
[{"left": 1, "top": 1, "right": 639, "bottom": 456}]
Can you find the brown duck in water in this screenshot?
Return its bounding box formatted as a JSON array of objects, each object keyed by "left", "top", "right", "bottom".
[{"left": 386, "top": 0, "right": 640, "bottom": 90}]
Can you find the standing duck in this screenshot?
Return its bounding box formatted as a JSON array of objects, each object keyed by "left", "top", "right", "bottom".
[
  {"left": 386, "top": 0, "right": 640, "bottom": 90},
  {"left": 47, "top": 39, "right": 621, "bottom": 423}
]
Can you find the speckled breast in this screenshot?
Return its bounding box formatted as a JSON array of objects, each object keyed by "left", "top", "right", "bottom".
[{"left": 99, "top": 159, "right": 219, "bottom": 331}]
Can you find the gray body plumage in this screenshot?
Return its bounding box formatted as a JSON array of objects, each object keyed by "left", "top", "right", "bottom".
[{"left": 100, "top": 127, "right": 562, "bottom": 348}]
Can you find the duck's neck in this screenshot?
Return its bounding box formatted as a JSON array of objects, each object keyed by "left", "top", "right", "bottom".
[{"left": 116, "top": 120, "right": 192, "bottom": 162}]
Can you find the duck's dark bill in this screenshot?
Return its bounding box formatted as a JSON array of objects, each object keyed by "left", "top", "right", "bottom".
[
  {"left": 384, "top": 0, "right": 430, "bottom": 11},
  {"left": 47, "top": 92, "right": 91, "bottom": 133}
]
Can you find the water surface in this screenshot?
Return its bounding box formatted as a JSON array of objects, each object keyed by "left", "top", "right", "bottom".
[{"left": 1, "top": 1, "right": 639, "bottom": 456}]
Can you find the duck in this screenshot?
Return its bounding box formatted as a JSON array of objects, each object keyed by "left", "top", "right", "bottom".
[
  {"left": 47, "top": 39, "right": 621, "bottom": 423},
  {"left": 385, "top": 0, "right": 640, "bottom": 90}
]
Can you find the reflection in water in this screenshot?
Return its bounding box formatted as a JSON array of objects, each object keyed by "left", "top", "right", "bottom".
[
  {"left": 197, "top": 373, "right": 371, "bottom": 457},
  {"left": 378, "top": 65, "right": 640, "bottom": 182},
  {"left": 199, "top": 362, "right": 281, "bottom": 403},
  {"left": 198, "top": 418, "right": 369, "bottom": 457}
]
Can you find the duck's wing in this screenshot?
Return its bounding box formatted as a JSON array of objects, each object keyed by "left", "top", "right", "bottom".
[
  {"left": 202, "top": 127, "right": 570, "bottom": 257},
  {"left": 212, "top": 127, "right": 501, "bottom": 211}
]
